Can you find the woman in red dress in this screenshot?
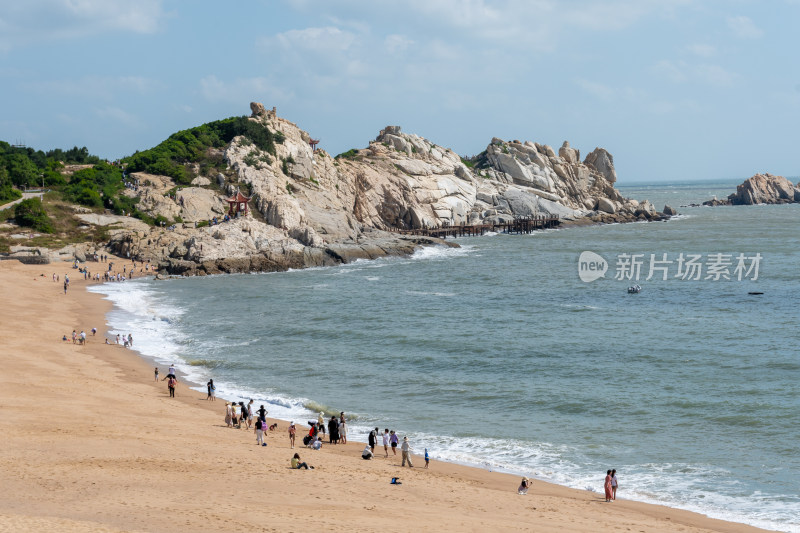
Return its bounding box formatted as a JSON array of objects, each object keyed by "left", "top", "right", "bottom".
[{"left": 604, "top": 470, "right": 613, "bottom": 502}]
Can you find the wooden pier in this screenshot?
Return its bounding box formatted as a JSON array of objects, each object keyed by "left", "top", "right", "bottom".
[{"left": 392, "top": 215, "right": 559, "bottom": 239}]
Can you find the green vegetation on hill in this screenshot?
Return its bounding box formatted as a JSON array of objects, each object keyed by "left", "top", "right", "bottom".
[
  {"left": 0, "top": 141, "right": 104, "bottom": 203},
  {"left": 14, "top": 197, "right": 54, "bottom": 233},
  {"left": 335, "top": 148, "right": 359, "bottom": 160},
  {"left": 63, "top": 162, "right": 124, "bottom": 208},
  {"left": 124, "top": 116, "right": 282, "bottom": 185}
]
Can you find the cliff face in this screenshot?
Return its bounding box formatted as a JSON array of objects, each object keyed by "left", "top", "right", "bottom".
[
  {"left": 102, "top": 103, "right": 666, "bottom": 275},
  {"left": 226, "top": 105, "right": 662, "bottom": 240}
]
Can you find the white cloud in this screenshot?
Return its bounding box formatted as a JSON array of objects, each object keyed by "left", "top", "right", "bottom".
[
  {"left": 651, "top": 60, "right": 735, "bottom": 86},
  {"left": 575, "top": 78, "right": 616, "bottom": 100},
  {"left": 268, "top": 26, "right": 356, "bottom": 55},
  {"left": 686, "top": 43, "right": 716, "bottom": 58},
  {"left": 94, "top": 106, "right": 141, "bottom": 127},
  {"left": 727, "top": 15, "right": 763, "bottom": 39},
  {"left": 199, "top": 75, "right": 294, "bottom": 105},
  {"left": 25, "top": 76, "right": 159, "bottom": 100},
  {"left": 694, "top": 64, "right": 736, "bottom": 86},
  {"left": 652, "top": 60, "right": 689, "bottom": 83},
  {"left": 385, "top": 34, "right": 414, "bottom": 54},
  {"left": 0, "top": 0, "right": 167, "bottom": 51}
]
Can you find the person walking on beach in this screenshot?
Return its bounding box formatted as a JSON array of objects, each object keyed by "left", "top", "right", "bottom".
[
  {"left": 207, "top": 379, "right": 215, "bottom": 401},
  {"left": 604, "top": 470, "right": 613, "bottom": 502},
  {"left": 339, "top": 412, "right": 347, "bottom": 444},
  {"left": 238, "top": 402, "right": 248, "bottom": 429},
  {"left": 401, "top": 436, "right": 413, "bottom": 467},
  {"left": 254, "top": 418, "right": 265, "bottom": 446},
  {"left": 288, "top": 422, "right": 296, "bottom": 449},
  {"left": 166, "top": 375, "right": 177, "bottom": 397},
  {"left": 368, "top": 427, "right": 378, "bottom": 453},
  {"left": 247, "top": 400, "right": 255, "bottom": 428},
  {"left": 390, "top": 430, "right": 398, "bottom": 455},
  {"left": 154, "top": 367, "right": 159, "bottom": 381},
  {"left": 225, "top": 403, "right": 232, "bottom": 428},
  {"left": 425, "top": 448, "right": 430, "bottom": 468},
  {"left": 128, "top": 333, "right": 133, "bottom": 347},
  {"left": 231, "top": 403, "right": 240, "bottom": 428},
  {"left": 611, "top": 469, "right": 618, "bottom": 501},
  {"left": 383, "top": 429, "right": 390, "bottom": 457},
  {"left": 328, "top": 416, "right": 339, "bottom": 445}
]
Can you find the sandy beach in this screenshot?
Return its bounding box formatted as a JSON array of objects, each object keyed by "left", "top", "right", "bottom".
[{"left": 0, "top": 258, "right": 772, "bottom": 533}]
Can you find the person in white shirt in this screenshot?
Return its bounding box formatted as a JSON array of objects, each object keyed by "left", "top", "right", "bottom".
[
  {"left": 382, "top": 428, "right": 390, "bottom": 457},
  {"left": 611, "top": 469, "right": 619, "bottom": 500},
  {"left": 401, "top": 436, "right": 413, "bottom": 467},
  {"left": 362, "top": 445, "right": 374, "bottom": 460}
]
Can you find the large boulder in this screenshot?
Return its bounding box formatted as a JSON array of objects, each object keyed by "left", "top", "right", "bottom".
[
  {"left": 584, "top": 148, "right": 617, "bottom": 183},
  {"left": 250, "top": 102, "right": 267, "bottom": 117},
  {"left": 728, "top": 173, "right": 800, "bottom": 205},
  {"left": 597, "top": 197, "right": 616, "bottom": 214},
  {"left": 558, "top": 141, "right": 580, "bottom": 165}
]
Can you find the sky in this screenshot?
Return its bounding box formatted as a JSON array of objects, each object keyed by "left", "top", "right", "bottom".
[{"left": 0, "top": 0, "right": 798, "bottom": 182}]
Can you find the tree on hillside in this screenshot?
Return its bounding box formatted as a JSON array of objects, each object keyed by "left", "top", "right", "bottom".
[
  {"left": 0, "top": 165, "right": 22, "bottom": 203},
  {"left": 14, "top": 197, "right": 54, "bottom": 233},
  {"left": 4, "top": 152, "right": 40, "bottom": 187}
]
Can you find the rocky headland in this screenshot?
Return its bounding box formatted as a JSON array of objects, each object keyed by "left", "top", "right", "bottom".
[
  {"left": 703, "top": 173, "right": 800, "bottom": 206},
  {"left": 6, "top": 103, "right": 672, "bottom": 274}
]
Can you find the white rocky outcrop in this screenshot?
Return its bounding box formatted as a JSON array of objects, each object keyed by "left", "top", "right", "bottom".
[{"left": 94, "top": 103, "right": 667, "bottom": 274}]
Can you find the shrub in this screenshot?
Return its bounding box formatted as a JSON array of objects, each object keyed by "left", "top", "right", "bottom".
[
  {"left": 122, "top": 116, "right": 279, "bottom": 184},
  {"left": 335, "top": 149, "right": 359, "bottom": 160},
  {"left": 14, "top": 198, "right": 54, "bottom": 233}
]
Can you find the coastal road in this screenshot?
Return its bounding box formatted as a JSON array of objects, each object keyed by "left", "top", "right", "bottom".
[{"left": 0, "top": 192, "right": 45, "bottom": 212}]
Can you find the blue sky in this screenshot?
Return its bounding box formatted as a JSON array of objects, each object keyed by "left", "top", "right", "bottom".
[{"left": 1, "top": 0, "right": 797, "bottom": 182}]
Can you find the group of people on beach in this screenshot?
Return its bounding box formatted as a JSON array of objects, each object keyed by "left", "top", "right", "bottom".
[{"left": 604, "top": 469, "right": 619, "bottom": 502}]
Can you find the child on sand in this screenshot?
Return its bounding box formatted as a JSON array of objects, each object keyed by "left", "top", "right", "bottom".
[
  {"left": 425, "top": 448, "right": 430, "bottom": 468},
  {"left": 518, "top": 477, "right": 530, "bottom": 495},
  {"left": 288, "top": 422, "right": 296, "bottom": 449},
  {"left": 291, "top": 453, "right": 313, "bottom": 470}
]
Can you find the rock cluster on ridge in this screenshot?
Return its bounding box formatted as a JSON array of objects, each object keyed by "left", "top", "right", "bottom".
[{"left": 97, "top": 103, "right": 668, "bottom": 275}]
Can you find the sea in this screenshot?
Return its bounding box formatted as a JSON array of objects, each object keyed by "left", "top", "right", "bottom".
[{"left": 89, "top": 180, "right": 800, "bottom": 532}]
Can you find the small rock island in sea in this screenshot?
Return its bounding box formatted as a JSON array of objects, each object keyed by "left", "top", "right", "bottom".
[
  {"left": 703, "top": 173, "right": 800, "bottom": 206},
  {"left": 4, "top": 102, "right": 673, "bottom": 275}
]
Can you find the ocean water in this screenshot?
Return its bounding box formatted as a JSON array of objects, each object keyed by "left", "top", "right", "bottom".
[{"left": 90, "top": 180, "right": 800, "bottom": 532}]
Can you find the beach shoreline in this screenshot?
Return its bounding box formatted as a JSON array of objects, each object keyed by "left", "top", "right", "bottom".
[{"left": 0, "top": 258, "right": 775, "bottom": 532}]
